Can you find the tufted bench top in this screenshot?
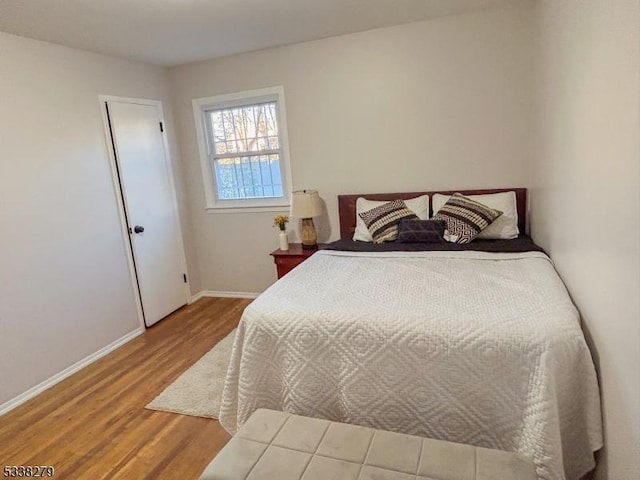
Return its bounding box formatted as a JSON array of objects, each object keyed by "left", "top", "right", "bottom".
[{"left": 201, "top": 409, "right": 537, "bottom": 480}]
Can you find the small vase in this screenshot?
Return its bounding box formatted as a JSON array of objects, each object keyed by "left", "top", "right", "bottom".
[{"left": 278, "top": 230, "right": 289, "bottom": 251}]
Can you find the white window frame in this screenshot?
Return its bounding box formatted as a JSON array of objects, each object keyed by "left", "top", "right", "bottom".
[{"left": 192, "top": 86, "right": 293, "bottom": 212}]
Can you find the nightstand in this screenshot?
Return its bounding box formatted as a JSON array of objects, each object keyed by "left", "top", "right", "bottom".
[{"left": 270, "top": 243, "right": 328, "bottom": 279}]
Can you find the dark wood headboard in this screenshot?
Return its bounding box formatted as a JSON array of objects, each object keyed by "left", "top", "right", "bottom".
[{"left": 338, "top": 188, "right": 527, "bottom": 239}]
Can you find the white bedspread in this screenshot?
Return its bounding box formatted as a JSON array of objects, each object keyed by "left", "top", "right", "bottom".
[{"left": 220, "top": 250, "right": 602, "bottom": 480}]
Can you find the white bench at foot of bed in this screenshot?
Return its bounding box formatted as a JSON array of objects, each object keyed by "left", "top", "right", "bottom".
[{"left": 200, "top": 409, "right": 537, "bottom": 480}]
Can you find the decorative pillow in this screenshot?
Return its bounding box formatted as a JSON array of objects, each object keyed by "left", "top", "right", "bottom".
[
  {"left": 353, "top": 195, "right": 429, "bottom": 242},
  {"left": 432, "top": 191, "right": 519, "bottom": 240},
  {"left": 396, "top": 219, "right": 446, "bottom": 243},
  {"left": 358, "top": 200, "right": 418, "bottom": 243},
  {"left": 432, "top": 193, "right": 502, "bottom": 244}
]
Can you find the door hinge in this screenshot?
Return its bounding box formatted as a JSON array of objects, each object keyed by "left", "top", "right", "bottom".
[
  {"left": 183, "top": 273, "right": 187, "bottom": 283},
  {"left": 159, "top": 121, "right": 164, "bottom": 133}
]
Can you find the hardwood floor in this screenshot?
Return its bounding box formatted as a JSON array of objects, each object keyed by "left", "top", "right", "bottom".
[{"left": 0, "top": 297, "right": 250, "bottom": 479}]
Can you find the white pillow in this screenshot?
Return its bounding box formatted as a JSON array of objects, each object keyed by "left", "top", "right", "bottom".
[
  {"left": 353, "top": 195, "right": 430, "bottom": 242},
  {"left": 432, "top": 191, "right": 519, "bottom": 240}
]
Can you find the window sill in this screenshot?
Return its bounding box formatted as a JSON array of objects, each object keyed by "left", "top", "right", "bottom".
[{"left": 205, "top": 205, "right": 290, "bottom": 214}]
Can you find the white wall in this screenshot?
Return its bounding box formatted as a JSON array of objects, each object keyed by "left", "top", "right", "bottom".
[
  {"left": 0, "top": 32, "right": 196, "bottom": 406},
  {"left": 530, "top": 1, "right": 640, "bottom": 479},
  {"left": 169, "top": 3, "right": 534, "bottom": 293}
]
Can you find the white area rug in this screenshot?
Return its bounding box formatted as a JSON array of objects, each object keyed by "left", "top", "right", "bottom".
[{"left": 145, "top": 329, "right": 235, "bottom": 419}]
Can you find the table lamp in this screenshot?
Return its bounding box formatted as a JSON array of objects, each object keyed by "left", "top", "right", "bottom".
[{"left": 290, "top": 190, "right": 322, "bottom": 250}]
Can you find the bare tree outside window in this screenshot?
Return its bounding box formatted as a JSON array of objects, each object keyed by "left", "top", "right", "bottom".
[{"left": 207, "top": 102, "right": 283, "bottom": 200}]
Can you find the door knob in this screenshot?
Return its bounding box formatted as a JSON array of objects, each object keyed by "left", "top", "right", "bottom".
[{"left": 133, "top": 225, "right": 145, "bottom": 234}]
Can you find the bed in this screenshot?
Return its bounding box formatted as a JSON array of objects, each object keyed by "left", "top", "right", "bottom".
[{"left": 219, "top": 188, "right": 603, "bottom": 480}]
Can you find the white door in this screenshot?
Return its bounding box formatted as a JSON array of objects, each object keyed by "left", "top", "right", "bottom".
[{"left": 105, "top": 99, "right": 188, "bottom": 327}]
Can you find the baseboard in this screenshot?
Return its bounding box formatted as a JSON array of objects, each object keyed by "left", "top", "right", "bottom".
[
  {"left": 0, "top": 327, "right": 144, "bottom": 417},
  {"left": 190, "top": 290, "right": 260, "bottom": 303}
]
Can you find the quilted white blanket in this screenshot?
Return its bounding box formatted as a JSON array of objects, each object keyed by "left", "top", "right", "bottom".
[{"left": 220, "top": 250, "right": 602, "bottom": 480}]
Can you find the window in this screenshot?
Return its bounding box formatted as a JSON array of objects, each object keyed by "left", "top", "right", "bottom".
[{"left": 193, "top": 87, "right": 292, "bottom": 210}]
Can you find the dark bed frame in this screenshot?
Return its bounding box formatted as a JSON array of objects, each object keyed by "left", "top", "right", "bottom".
[{"left": 338, "top": 188, "right": 527, "bottom": 239}]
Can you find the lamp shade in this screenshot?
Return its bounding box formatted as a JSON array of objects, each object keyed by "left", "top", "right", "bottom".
[{"left": 290, "top": 190, "right": 322, "bottom": 218}]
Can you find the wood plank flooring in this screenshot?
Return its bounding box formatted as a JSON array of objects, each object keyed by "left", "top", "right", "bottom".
[{"left": 0, "top": 297, "right": 250, "bottom": 479}]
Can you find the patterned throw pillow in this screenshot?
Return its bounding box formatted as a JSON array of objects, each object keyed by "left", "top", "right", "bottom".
[
  {"left": 396, "top": 219, "right": 446, "bottom": 243},
  {"left": 432, "top": 193, "right": 502, "bottom": 244},
  {"left": 359, "top": 200, "right": 418, "bottom": 243}
]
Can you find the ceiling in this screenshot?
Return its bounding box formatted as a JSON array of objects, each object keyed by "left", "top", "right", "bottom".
[{"left": 0, "top": 0, "right": 523, "bottom": 66}]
